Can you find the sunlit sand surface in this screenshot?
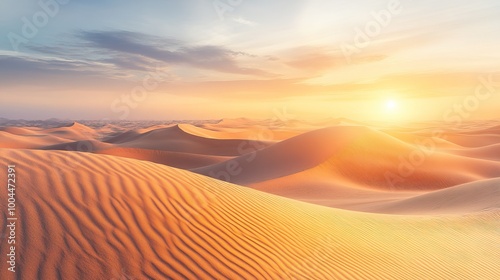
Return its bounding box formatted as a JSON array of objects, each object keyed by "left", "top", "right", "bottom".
[{"left": 1, "top": 119, "right": 499, "bottom": 279}]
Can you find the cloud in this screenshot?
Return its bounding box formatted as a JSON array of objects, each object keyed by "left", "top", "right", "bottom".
[
  {"left": 0, "top": 55, "right": 103, "bottom": 78},
  {"left": 76, "top": 30, "right": 274, "bottom": 77},
  {"left": 0, "top": 54, "right": 152, "bottom": 90},
  {"left": 27, "top": 42, "right": 161, "bottom": 73}
]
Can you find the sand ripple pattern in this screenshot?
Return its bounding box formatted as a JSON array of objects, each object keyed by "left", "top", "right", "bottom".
[{"left": 1, "top": 149, "right": 499, "bottom": 279}]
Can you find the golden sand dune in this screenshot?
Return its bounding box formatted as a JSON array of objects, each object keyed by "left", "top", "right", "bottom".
[
  {"left": 42, "top": 139, "right": 114, "bottom": 151},
  {"left": 41, "top": 122, "right": 99, "bottom": 141},
  {"left": 0, "top": 122, "right": 260, "bottom": 169},
  {"left": 0, "top": 126, "right": 42, "bottom": 135},
  {"left": 195, "top": 126, "right": 500, "bottom": 190},
  {"left": 446, "top": 143, "right": 500, "bottom": 161},
  {"left": 98, "top": 147, "right": 230, "bottom": 169},
  {"left": 383, "top": 131, "right": 464, "bottom": 149},
  {"left": 104, "top": 124, "right": 273, "bottom": 156},
  {"left": 442, "top": 133, "right": 500, "bottom": 147},
  {"left": 1, "top": 149, "right": 499, "bottom": 279},
  {"left": 194, "top": 126, "right": 407, "bottom": 184},
  {"left": 0, "top": 122, "right": 97, "bottom": 149},
  {"left": 0, "top": 131, "right": 70, "bottom": 149},
  {"left": 457, "top": 123, "right": 500, "bottom": 135},
  {"left": 102, "top": 128, "right": 145, "bottom": 143},
  {"left": 382, "top": 120, "right": 500, "bottom": 148},
  {"left": 181, "top": 123, "right": 301, "bottom": 141},
  {"left": 249, "top": 167, "right": 419, "bottom": 211},
  {"left": 202, "top": 119, "right": 314, "bottom": 140},
  {"left": 42, "top": 140, "right": 230, "bottom": 169},
  {"left": 373, "top": 177, "right": 500, "bottom": 214},
  {"left": 177, "top": 123, "right": 256, "bottom": 140}
]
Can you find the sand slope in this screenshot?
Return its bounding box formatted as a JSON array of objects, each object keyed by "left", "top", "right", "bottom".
[
  {"left": 373, "top": 177, "right": 500, "bottom": 214},
  {"left": 98, "top": 147, "right": 230, "bottom": 169},
  {"left": 1, "top": 149, "right": 499, "bottom": 279},
  {"left": 195, "top": 126, "right": 500, "bottom": 190},
  {"left": 0, "top": 122, "right": 97, "bottom": 149},
  {"left": 104, "top": 124, "right": 272, "bottom": 156},
  {"left": 0, "top": 131, "right": 69, "bottom": 149},
  {"left": 41, "top": 122, "right": 99, "bottom": 141}
]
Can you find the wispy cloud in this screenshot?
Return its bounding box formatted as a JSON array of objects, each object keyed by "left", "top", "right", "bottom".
[
  {"left": 76, "top": 30, "right": 274, "bottom": 77},
  {"left": 0, "top": 55, "right": 111, "bottom": 81}
]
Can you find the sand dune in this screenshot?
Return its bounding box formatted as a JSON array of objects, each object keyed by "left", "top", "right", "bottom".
[
  {"left": 41, "top": 136, "right": 231, "bottom": 170},
  {"left": 373, "top": 177, "right": 500, "bottom": 214},
  {"left": 101, "top": 128, "right": 146, "bottom": 144},
  {"left": 0, "top": 126, "right": 42, "bottom": 135},
  {"left": 42, "top": 139, "right": 114, "bottom": 152},
  {"left": 383, "top": 130, "right": 464, "bottom": 149},
  {"left": 381, "top": 120, "right": 500, "bottom": 148},
  {"left": 203, "top": 118, "right": 311, "bottom": 140},
  {"left": 0, "top": 131, "right": 70, "bottom": 149},
  {"left": 0, "top": 122, "right": 244, "bottom": 169},
  {"left": 177, "top": 123, "right": 256, "bottom": 139},
  {"left": 1, "top": 149, "right": 499, "bottom": 279},
  {"left": 446, "top": 143, "right": 500, "bottom": 161},
  {"left": 249, "top": 167, "right": 420, "bottom": 211},
  {"left": 195, "top": 126, "right": 500, "bottom": 191},
  {"left": 105, "top": 124, "right": 273, "bottom": 156},
  {"left": 194, "top": 126, "right": 405, "bottom": 184},
  {"left": 457, "top": 123, "right": 500, "bottom": 135},
  {"left": 0, "top": 122, "right": 98, "bottom": 149},
  {"left": 98, "top": 147, "right": 230, "bottom": 169},
  {"left": 41, "top": 122, "right": 100, "bottom": 141},
  {"left": 441, "top": 133, "right": 500, "bottom": 147}
]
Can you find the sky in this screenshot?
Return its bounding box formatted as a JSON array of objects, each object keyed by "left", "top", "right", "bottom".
[{"left": 1, "top": 0, "right": 499, "bottom": 122}]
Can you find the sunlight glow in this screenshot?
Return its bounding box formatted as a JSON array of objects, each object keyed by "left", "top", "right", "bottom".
[{"left": 385, "top": 99, "right": 397, "bottom": 111}]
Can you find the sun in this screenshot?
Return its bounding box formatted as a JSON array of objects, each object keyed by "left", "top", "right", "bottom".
[
  {"left": 385, "top": 99, "right": 397, "bottom": 111},
  {"left": 379, "top": 97, "right": 410, "bottom": 122}
]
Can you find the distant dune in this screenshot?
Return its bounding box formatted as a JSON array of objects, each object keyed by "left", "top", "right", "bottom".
[
  {"left": 373, "top": 178, "right": 500, "bottom": 214},
  {"left": 0, "top": 131, "right": 70, "bottom": 149},
  {"left": 195, "top": 126, "right": 500, "bottom": 191},
  {"left": 104, "top": 124, "right": 273, "bottom": 156}
]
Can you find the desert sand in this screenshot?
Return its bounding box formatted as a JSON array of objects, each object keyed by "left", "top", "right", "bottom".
[{"left": 1, "top": 119, "right": 499, "bottom": 279}]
